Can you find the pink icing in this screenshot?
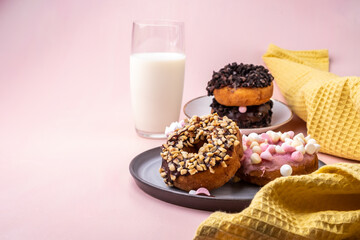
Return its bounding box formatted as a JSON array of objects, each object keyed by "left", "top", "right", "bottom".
[
  {"left": 239, "top": 106, "right": 247, "bottom": 113},
  {"left": 242, "top": 144, "right": 312, "bottom": 175}
]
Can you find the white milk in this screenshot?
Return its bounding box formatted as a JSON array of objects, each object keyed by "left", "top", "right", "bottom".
[{"left": 130, "top": 52, "right": 185, "bottom": 133}]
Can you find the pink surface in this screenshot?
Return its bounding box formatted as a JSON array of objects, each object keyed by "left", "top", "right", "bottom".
[{"left": 1, "top": 0, "right": 359, "bottom": 239}]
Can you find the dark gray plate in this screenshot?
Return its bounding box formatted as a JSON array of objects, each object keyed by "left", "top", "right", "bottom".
[{"left": 129, "top": 147, "right": 325, "bottom": 212}]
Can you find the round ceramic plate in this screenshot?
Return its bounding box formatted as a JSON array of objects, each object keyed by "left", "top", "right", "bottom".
[
  {"left": 183, "top": 96, "right": 293, "bottom": 135},
  {"left": 129, "top": 147, "right": 325, "bottom": 212}
]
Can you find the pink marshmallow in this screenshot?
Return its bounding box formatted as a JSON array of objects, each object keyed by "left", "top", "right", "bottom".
[
  {"left": 260, "top": 143, "right": 269, "bottom": 152},
  {"left": 195, "top": 187, "right": 211, "bottom": 196},
  {"left": 291, "top": 151, "right": 304, "bottom": 162},
  {"left": 267, "top": 145, "right": 276, "bottom": 154},
  {"left": 238, "top": 106, "right": 247, "bottom": 113},
  {"left": 287, "top": 131, "right": 295, "bottom": 138},
  {"left": 260, "top": 151, "right": 273, "bottom": 161},
  {"left": 281, "top": 143, "right": 296, "bottom": 153},
  {"left": 260, "top": 133, "right": 272, "bottom": 143}
]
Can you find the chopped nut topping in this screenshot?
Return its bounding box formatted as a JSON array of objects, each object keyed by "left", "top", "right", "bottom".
[{"left": 159, "top": 113, "right": 241, "bottom": 185}]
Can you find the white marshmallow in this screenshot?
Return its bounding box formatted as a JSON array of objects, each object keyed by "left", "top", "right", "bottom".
[
  {"left": 280, "top": 164, "right": 293, "bottom": 177},
  {"left": 266, "top": 130, "right": 275, "bottom": 136},
  {"left": 250, "top": 141, "right": 259, "bottom": 148},
  {"left": 295, "top": 145, "right": 306, "bottom": 154},
  {"left": 189, "top": 190, "right": 196, "bottom": 195},
  {"left": 248, "top": 133, "right": 260, "bottom": 142},
  {"left": 307, "top": 139, "right": 317, "bottom": 145},
  {"left": 314, "top": 143, "right": 321, "bottom": 152},
  {"left": 275, "top": 145, "right": 285, "bottom": 154},
  {"left": 250, "top": 153, "right": 262, "bottom": 164},
  {"left": 305, "top": 143, "right": 316, "bottom": 155},
  {"left": 305, "top": 135, "right": 312, "bottom": 143},
  {"left": 270, "top": 132, "right": 280, "bottom": 143},
  {"left": 295, "top": 133, "right": 305, "bottom": 141},
  {"left": 285, "top": 138, "right": 293, "bottom": 145},
  {"left": 252, "top": 145, "right": 262, "bottom": 154},
  {"left": 294, "top": 136, "right": 305, "bottom": 144},
  {"left": 291, "top": 139, "right": 303, "bottom": 148},
  {"left": 280, "top": 132, "right": 290, "bottom": 142},
  {"left": 243, "top": 145, "right": 248, "bottom": 151}
]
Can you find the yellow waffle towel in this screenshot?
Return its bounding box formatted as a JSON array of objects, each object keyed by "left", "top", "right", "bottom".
[
  {"left": 195, "top": 163, "right": 360, "bottom": 239},
  {"left": 262, "top": 44, "right": 360, "bottom": 161}
]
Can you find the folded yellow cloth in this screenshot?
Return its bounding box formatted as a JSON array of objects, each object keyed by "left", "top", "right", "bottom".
[
  {"left": 195, "top": 163, "right": 360, "bottom": 239},
  {"left": 262, "top": 44, "right": 360, "bottom": 161}
]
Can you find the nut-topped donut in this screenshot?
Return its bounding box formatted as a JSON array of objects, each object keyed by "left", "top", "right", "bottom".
[
  {"left": 237, "top": 131, "right": 320, "bottom": 186},
  {"left": 159, "top": 113, "right": 243, "bottom": 192},
  {"left": 206, "top": 63, "right": 274, "bottom": 107}
]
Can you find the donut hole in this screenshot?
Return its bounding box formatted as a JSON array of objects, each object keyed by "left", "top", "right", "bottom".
[{"left": 182, "top": 140, "right": 207, "bottom": 154}]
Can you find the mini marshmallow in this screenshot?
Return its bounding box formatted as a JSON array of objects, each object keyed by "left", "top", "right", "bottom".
[
  {"left": 285, "top": 138, "right": 293, "bottom": 145},
  {"left": 270, "top": 132, "right": 280, "bottom": 143},
  {"left": 307, "top": 139, "right": 317, "bottom": 145},
  {"left": 295, "top": 145, "right": 306, "bottom": 154},
  {"left": 295, "top": 133, "right": 305, "bottom": 141},
  {"left": 287, "top": 131, "right": 295, "bottom": 138},
  {"left": 294, "top": 136, "right": 305, "bottom": 144},
  {"left": 252, "top": 146, "right": 262, "bottom": 154},
  {"left": 291, "top": 139, "right": 303, "bottom": 148},
  {"left": 195, "top": 187, "right": 211, "bottom": 196},
  {"left": 248, "top": 133, "right": 258, "bottom": 140},
  {"left": 280, "top": 164, "right": 293, "bottom": 177},
  {"left": 280, "top": 132, "right": 290, "bottom": 142},
  {"left": 291, "top": 151, "right": 304, "bottom": 162},
  {"left": 267, "top": 145, "right": 276, "bottom": 154},
  {"left": 314, "top": 143, "right": 321, "bottom": 152},
  {"left": 239, "top": 106, "right": 247, "bottom": 113},
  {"left": 243, "top": 145, "right": 248, "bottom": 151},
  {"left": 305, "top": 135, "right": 312, "bottom": 143},
  {"left": 305, "top": 143, "right": 316, "bottom": 155},
  {"left": 251, "top": 153, "right": 262, "bottom": 164},
  {"left": 260, "top": 133, "right": 271, "bottom": 143},
  {"left": 266, "top": 130, "right": 275, "bottom": 135},
  {"left": 275, "top": 145, "right": 285, "bottom": 154},
  {"left": 260, "top": 151, "right": 273, "bottom": 161},
  {"left": 260, "top": 143, "right": 269, "bottom": 152},
  {"left": 250, "top": 141, "right": 259, "bottom": 148},
  {"left": 165, "top": 121, "right": 184, "bottom": 136},
  {"left": 281, "top": 143, "right": 296, "bottom": 153},
  {"left": 189, "top": 190, "right": 196, "bottom": 195}
]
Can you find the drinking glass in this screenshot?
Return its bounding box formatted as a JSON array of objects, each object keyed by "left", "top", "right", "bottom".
[{"left": 130, "top": 20, "right": 185, "bottom": 139}]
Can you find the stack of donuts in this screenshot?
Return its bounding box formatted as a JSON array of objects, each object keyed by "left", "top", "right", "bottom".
[{"left": 207, "top": 63, "right": 274, "bottom": 128}]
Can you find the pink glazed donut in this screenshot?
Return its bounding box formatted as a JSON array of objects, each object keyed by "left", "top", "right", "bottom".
[{"left": 236, "top": 131, "right": 320, "bottom": 186}]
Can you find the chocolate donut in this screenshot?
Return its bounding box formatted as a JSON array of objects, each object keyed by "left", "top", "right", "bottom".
[
  {"left": 160, "top": 114, "right": 243, "bottom": 192},
  {"left": 206, "top": 63, "right": 274, "bottom": 106},
  {"left": 211, "top": 98, "right": 273, "bottom": 128}
]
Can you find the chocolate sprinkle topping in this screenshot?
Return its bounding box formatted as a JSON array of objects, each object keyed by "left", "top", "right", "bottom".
[{"left": 206, "top": 63, "right": 274, "bottom": 96}]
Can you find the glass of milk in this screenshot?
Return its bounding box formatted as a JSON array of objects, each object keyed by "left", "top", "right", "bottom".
[{"left": 130, "top": 20, "right": 185, "bottom": 139}]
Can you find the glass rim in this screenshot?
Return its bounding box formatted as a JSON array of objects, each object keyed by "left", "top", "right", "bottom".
[{"left": 133, "top": 19, "right": 184, "bottom": 27}]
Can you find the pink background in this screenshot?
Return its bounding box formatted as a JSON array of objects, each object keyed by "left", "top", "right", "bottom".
[{"left": 1, "top": 0, "right": 359, "bottom": 239}]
